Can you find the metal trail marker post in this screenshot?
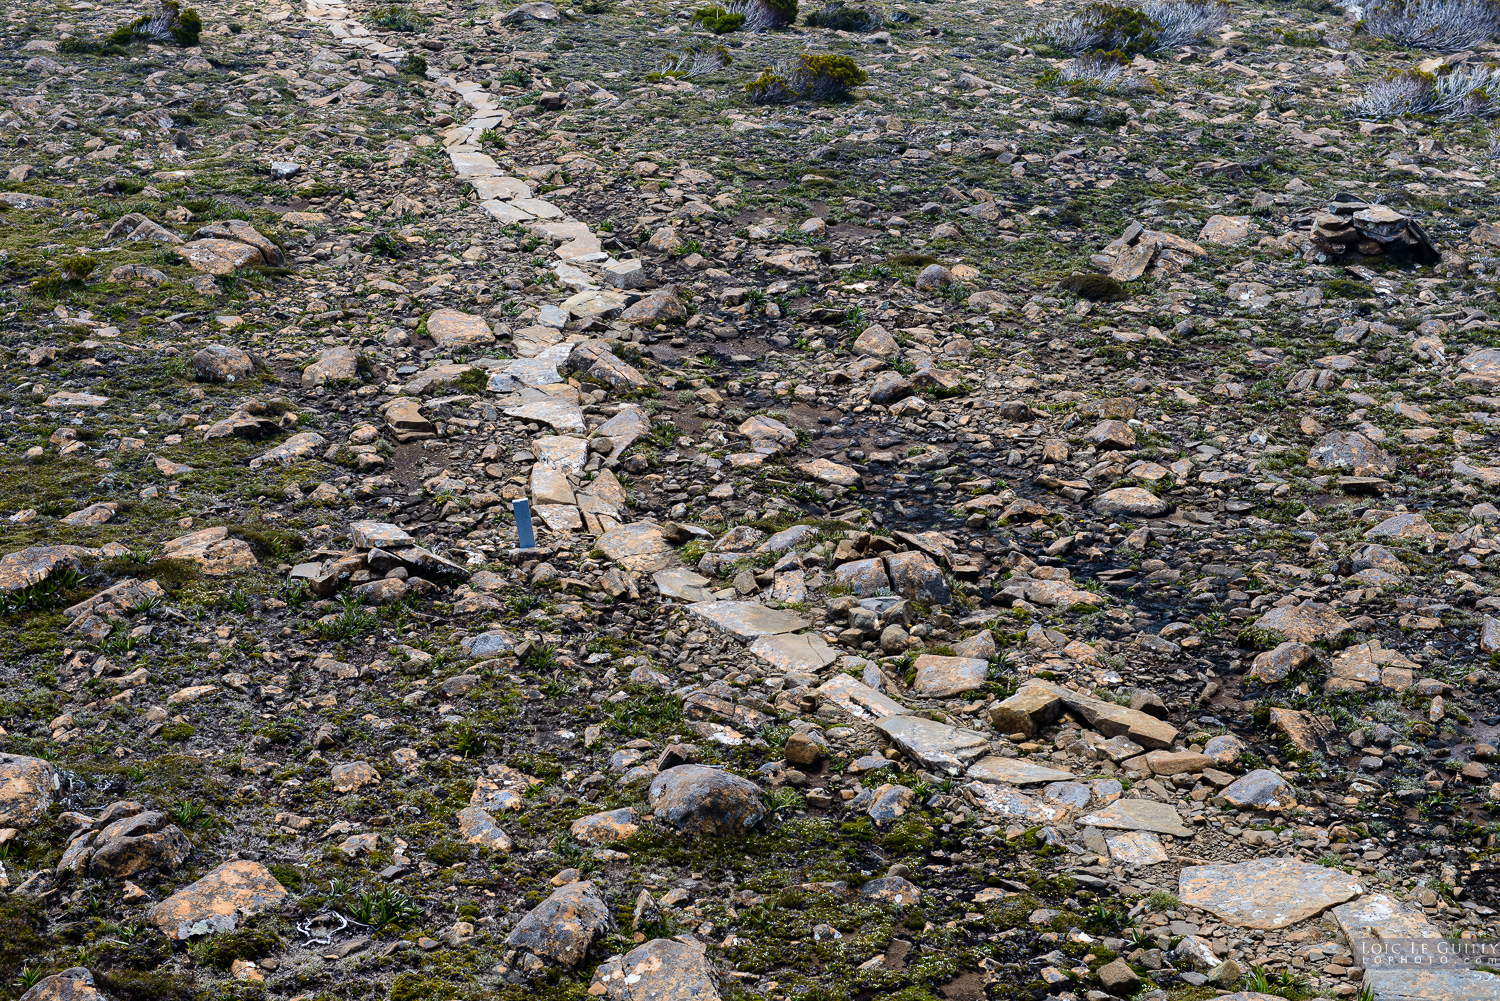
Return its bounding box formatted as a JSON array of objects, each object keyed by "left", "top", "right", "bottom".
[{"left": 513, "top": 498, "right": 536, "bottom": 550}]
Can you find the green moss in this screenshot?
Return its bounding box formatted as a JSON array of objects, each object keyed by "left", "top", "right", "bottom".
[
  {"left": 1057, "top": 273, "right": 1127, "bottom": 302},
  {"left": 878, "top": 814, "right": 934, "bottom": 855},
  {"left": 188, "top": 924, "right": 285, "bottom": 970},
  {"left": 95, "top": 970, "right": 198, "bottom": 1001},
  {"left": 160, "top": 721, "right": 195, "bottom": 741}
]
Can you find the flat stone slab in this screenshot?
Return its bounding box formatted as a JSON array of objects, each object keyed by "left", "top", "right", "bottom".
[
  {"left": 1361, "top": 969, "right": 1500, "bottom": 1001},
  {"left": 748, "top": 633, "right": 837, "bottom": 672},
  {"left": 961, "top": 781, "right": 1066, "bottom": 823},
  {"left": 1333, "top": 893, "right": 1441, "bottom": 954},
  {"left": 1253, "top": 601, "right": 1351, "bottom": 644},
  {"left": 873, "top": 715, "right": 990, "bottom": 774},
  {"left": 965, "top": 755, "right": 1074, "bottom": 786},
  {"left": 426, "top": 308, "right": 495, "bottom": 348},
  {"left": 348, "top": 521, "right": 416, "bottom": 549},
  {"left": 505, "top": 399, "right": 585, "bottom": 433},
  {"left": 598, "top": 523, "right": 672, "bottom": 573},
  {"left": 1077, "top": 799, "right": 1191, "bottom": 837},
  {"left": 653, "top": 568, "right": 715, "bottom": 602},
  {"left": 686, "top": 600, "right": 808, "bottom": 640},
  {"left": 530, "top": 464, "right": 576, "bottom": 506},
  {"left": 912, "top": 654, "right": 988, "bottom": 697},
  {"left": 1106, "top": 830, "right": 1168, "bottom": 865},
  {"left": 816, "top": 674, "right": 906, "bottom": 720},
  {"left": 532, "top": 435, "right": 589, "bottom": 474},
  {"left": 1179, "top": 858, "right": 1363, "bottom": 930}
]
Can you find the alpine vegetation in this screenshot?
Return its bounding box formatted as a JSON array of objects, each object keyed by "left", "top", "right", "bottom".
[
  {"left": 1359, "top": 0, "right": 1500, "bottom": 52},
  {"left": 1348, "top": 66, "right": 1500, "bottom": 119},
  {"left": 746, "top": 52, "right": 868, "bottom": 103},
  {"left": 651, "top": 44, "right": 734, "bottom": 79},
  {"left": 1141, "top": 0, "right": 1231, "bottom": 48}
]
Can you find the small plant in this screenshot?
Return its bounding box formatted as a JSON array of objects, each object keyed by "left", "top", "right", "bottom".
[
  {"left": 398, "top": 52, "right": 428, "bottom": 76},
  {"left": 15, "top": 968, "right": 45, "bottom": 992},
  {"left": 1360, "top": 0, "right": 1500, "bottom": 52},
  {"left": 804, "top": 0, "right": 882, "bottom": 31},
  {"left": 1145, "top": 889, "right": 1180, "bottom": 911},
  {"left": 747, "top": 52, "right": 867, "bottom": 103},
  {"left": 370, "top": 4, "right": 431, "bottom": 31},
  {"left": 519, "top": 640, "right": 558, "bottom": 672},
  {"left": 170, "top": 800, "right": 206, "bottom": 826},
  {"left": 693, "top": 5, "right": 747, "bottom": 32},
  {"left": 364, "top": 231, "right": 408, "bottom": 258},
  {"left": 108, "top": 0, "right": 202, "bottom": 46},
  {"left": 347, "top": 886, "right": 422, "bottom": 929},
  {"left": 451, "top": 722, "right": 487, "bottom": 758}
]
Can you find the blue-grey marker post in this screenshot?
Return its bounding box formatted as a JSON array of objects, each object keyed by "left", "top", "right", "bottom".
[{"left": 513, "top": 498, "right": 536, "bottom": 549}]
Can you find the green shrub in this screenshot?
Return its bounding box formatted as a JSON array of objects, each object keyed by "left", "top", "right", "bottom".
[
  {"left": 108, "top": 0, "right": 202, "bottom": 46},
  {"left": 59, "top": 37, "right": 130, "bottom": 55},
  {"left": 1029, "top": 2, "right": 1160, "bottom": 55},
  {"left": 746, "top": 52, "right": 867, "bottom": 103},
  {"left": 804, "top": 1, "right": 882, "bottom": 30},
  {"left": 693, "top": 5, "right": 747, "bottom": 31},
  {"left": 398, "top": 51, "right": 428, "bottom": 75},
  {"left": 371, "top": 4, "right": 432, "bottom": 30}
]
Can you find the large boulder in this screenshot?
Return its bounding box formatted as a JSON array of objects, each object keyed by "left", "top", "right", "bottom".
[
  {"left": 648, "top": 765, "right": 765, "bottom": 835},
  {"left": 0, "top": 753, "right": 61, "bottom": 829},
  {"left": 148, "top": 860, "right": 290, "bottom": 939},
  {"left": 160, "top": 527, "right": 258, "bottom": 575},
  {"left": 505, "top": 880, "right": 613, "bottom": 965},
  {"left": 18, "top": 967, "right": 111, "bottom": 1001},
  {"left": 60, "top": 810, "right": 192, "bottom": 878},
  {"left": 191, "top": 345, "right": 254, "bottom": 383},
  {"left": 591, "top": 938, "right": 721, "bottom": 1001}
]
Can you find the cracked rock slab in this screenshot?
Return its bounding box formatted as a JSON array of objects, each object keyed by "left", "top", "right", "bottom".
[{"left": 1179, "top": 858, "right": 1363, "bottom": 929}]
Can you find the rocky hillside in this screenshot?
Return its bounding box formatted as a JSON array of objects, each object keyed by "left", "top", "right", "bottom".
[{"left": 0, "top": 0, "right": 1498, "bottom": 1000}]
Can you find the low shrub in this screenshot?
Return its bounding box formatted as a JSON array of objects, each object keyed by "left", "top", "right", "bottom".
[
  {"left": 1141, "top": 0, "right": 1230, "bottom": 48},
  {"left": 717, "top": 0, "right": 798, "bottom": 31},
  {"left": 108, "top": 0, "right": 202, "bottom": 46},
  {"left": 693, "top": 5, "right": 747, "bottom": 31},
  {"left": 370, "top": 4, "right": 432, "bottom": 31},
  {"left": 1348, "top": 66, "right": 1500, "bottom": 119},
  {"left": 1028, "top": 0, "right": 1226, "bottom": 55},
  {"left": 1360, "top": 0, "right": 1500, "bottom": 52},
  {"left": 652, "top": 44, "right": 734, "bottom": 78},
  {"left": 804, "top": 1, "right": 883, "bottom": 31},
  {"left": 746, "top": 52, "right": 867, "bottom": 103}
]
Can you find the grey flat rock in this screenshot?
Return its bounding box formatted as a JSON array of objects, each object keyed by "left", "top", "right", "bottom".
[
  {"left": 1106, "top": 830, "right": 1168, "bottom": 865},
  {"left": 1179, "top": 858, "right": 1362, "bottom": 929},
  {"left": 653, "top": 568, "right": 715, "bottom": 602},
  {"left": 961, "top": 781, "right": 1067, "bottom": 823},
  {"left": 873, "top": 715, "right": 990, "bottom": 774},
  {"left": 1361, "top": 969, "right": 1500, "bottom": 1001},
  {"left": 1077, "top": 798, "right": 1191, "bottom": 837},
  {"left": 748, "top": 633, "right": 837, "bottom": 672},
  {"left": 686, "top": 600, "right": 809, "bottom": 640},
  {"left": 815, "top": 674, "right": 906, "bottom": 721},
  {"left": 965, "top": 755, "right": 1074, "bottom": 786}
]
